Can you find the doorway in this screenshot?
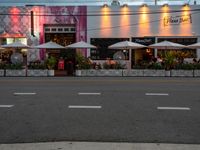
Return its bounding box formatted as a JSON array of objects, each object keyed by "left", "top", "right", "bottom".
[{"left": 44, "top": 25, "right": 76, "bottom": 76}]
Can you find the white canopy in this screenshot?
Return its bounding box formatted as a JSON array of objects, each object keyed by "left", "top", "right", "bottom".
[
  {"left": 1, "top": 41, "right": 30, "bottom": 49},
  {"left": 33, "top": 41, "right": 65, "bottom": 49},
  {"left": 66, "top": 41, "right": 96, "bottom": 49},
  {"left": 108, "top": 41, "right": 146, "bottom": 49},
  {"left": 148, "top": 40, "right": 186, "bottom": 49},
  {"left": 187, "top": 42, "right": 200, "bottom": 49}
]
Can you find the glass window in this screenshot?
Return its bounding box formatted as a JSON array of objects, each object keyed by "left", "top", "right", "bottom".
[
  {"left": 70, "top": 28, "right": 75, "bottom": 32},
  {"left": 58, "top": 28, "right": 63, "bottom": 32},
  {"left": 90, "top": 38, "right": 129, "bottom": 60},
  {"left": 64, "top": 28, "right": 69, "bottom": 32},
  {"left": 45, "top": 28, "right": 50, "bottom": 32},
  {"left": 51, "top": 28, "right": 57, "bottom": 32}
]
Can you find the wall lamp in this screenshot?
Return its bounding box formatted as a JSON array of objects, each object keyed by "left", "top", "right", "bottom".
[
  {"left": 141, "top": 3, "right": 148, "bottom": 7},
  {"left": 162, "top": 3, "right": 169, "bottom": 7},
  {"left": 183, "top": 3, "right": 189, "bottom": 7},
  {"left": 102, "top": 3, "right": 108, "bottom": 8},
  {"left": 122, "top": 4, "right": 128, "bottom": 7}
]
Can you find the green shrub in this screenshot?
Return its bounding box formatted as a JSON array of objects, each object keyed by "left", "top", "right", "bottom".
[
  {"left": 164, "top": 51, "right": 176, "bottom": 70},
  {"left": 148, "top": 63, "right": 164, "bottom": 70},
  {"left": 0, "top": 63, "right": 5, "bottom": 69},
  {"left": 28, "top": 63, "right": 47, "bottom": 69},
  {"left": 46, "top": 56, "right": 57, "bottom": 69},
  {"left": 132, "top": 65, "right": 146, "bottom": 69},
  {"left": 194, "top": 63, "right": 200, "bottom": 69},
  {"left": 76, "top": 52, "right": 92, "bottom": 69},
  {"left": 5, "top": 63, "right": 23, "bottom": 69},
  {"left": 174, "top": 63, "right": 195, "bottom": 70}
]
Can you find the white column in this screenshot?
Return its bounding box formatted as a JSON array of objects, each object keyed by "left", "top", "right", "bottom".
[
  {"left": 154, "top": 37, "right": 158, "bottom": 58},
  {"left": 129, "top": 48, "right": 132, "bottom": 69}
]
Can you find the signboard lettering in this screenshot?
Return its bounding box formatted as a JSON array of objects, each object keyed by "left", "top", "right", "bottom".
[{"left": 164, "top": 14, "right": 192, "bottom": 26}]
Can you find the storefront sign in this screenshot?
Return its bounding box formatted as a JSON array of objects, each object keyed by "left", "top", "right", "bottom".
[
  {"left": 163, "top": 14, "right": 192, "bottom": 26},
  {"left": 132, "top": 37, "right": 155, "bottom": 46}
]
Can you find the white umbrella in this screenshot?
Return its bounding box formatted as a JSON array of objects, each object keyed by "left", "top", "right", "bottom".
[
  {"left": 1, "top": 41, "right": 30, "bottom": 49},
  {"left": 108, "top": 40, "right": 146, "bottom": 49},
  {"left": 33, "top": 41, "right": 65, "bottom": 49},
  {"left": 108, "top": 41, "right": 146, "bottom": 69},
  {"left": 65, "top": 41, "right": 96, "bottom": 49},
  {"left": 187, "top": 42, "right": 200, "bottom": 49},
  {"left": 148, "top": 40, "right": 186, "bottom": 49},
  {"left": 1, "top": 42, "right": 30, "bottom": 74}
]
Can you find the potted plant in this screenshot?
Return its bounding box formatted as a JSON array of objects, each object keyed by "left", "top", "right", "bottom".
[
  {"left": 163, "top": 51, "right": 175, "bottom": 77},
  {"left": 46, "top": 56, "right": 57, "bottom": 76},
  {"left": 75, "top": 52, "right": 92, "bottom": 76}
]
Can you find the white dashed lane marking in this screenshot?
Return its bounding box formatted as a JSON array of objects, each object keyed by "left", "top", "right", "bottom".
[
  {"left": 146, "top": 93, "right": 169, "bottom": 96},
  {"left": 0, "top": 105, "right": 14, "bottom": 108},
  {"left": 78, "top": 92, "right": 101, "bottom": 95},
  {"left": 157, "top": 107, "right": 191, "bottom": 110},
  {"left": 68, "top": 105, "right": 102, "bottom": 109},
  {"left": 13, "top": 92, "right": 36, "bottom": 96}
]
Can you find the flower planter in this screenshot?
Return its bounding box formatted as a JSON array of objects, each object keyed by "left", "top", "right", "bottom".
[
  {"left": 6, "top": 69, "right": 26, "bottom": 77},
  {"left": 96, "top": 69, "right": 123, "bottom": 76},
  {"left": 171, "top": 70, "right": 193, "bottom": 77},
  {"left": 75, "top": 69, "right": 200, "bottom": 77},
  {"left": 47, "top": 70, "right": 55, "bottom": 76},
  {"left": 76, "top": 69, "right": 123, "bottom": 76},
  {"left": 165, "top": 70, "right": 171, "bottom": 77},
  {"left": 86, "top": 69, "right": 97, "bottom": 76},
  {"left": 75, "top": 70, "right": 87, "bottom": 76},
  {"left": 143, "top": 69, "right": 165, "bottom": 77},
  {"left": 0, "top": 69, "right": 4, "bottom": 76},
  {"left": 194, "top": 70, "right": 200, "bottom": 77},
  {"left": 28, "top": 69, "right": 48, "bottom": 77},
  {"left": 123, "top": 69, "right": 144, "bottom": 76}
]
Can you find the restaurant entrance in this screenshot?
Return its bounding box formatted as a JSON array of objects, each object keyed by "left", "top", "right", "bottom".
[{"left": 44, "top": 25, "right": 76, "bottom": 76}]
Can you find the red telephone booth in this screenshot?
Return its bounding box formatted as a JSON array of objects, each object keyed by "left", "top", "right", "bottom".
[{"left": 58, "top": 59, "right": 64, "bottom": 70}]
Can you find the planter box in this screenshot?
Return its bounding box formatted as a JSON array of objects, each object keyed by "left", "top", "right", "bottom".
[
  {"left": 165, "top": 70, "right": 171, "bottom": 77},
  {"left": 47, "top": 70, "right": 55, "bottom": 76},
  {"left": 0, "top": 69, "right": 4, "bottom": 76},
  {"left": 76, "top": 69, "right": 123, "bottom": 76},
  {"left": 123, "top": 69, "right": 144, "bottom": 76},
  {"left": 171, "top": 70, "right": 193, "bottom": 77},
  {"left": 194, "top": 70, "right": 200, "bottom": 77},
  {"left": 96, "top": 69, "right": 123, "bottom": 76},
  {"left": 75, "top": 70, "right": 87, "bottom": 76},
  {"left": 6, "top": 69, "right": 26, "bottom": 77},
  {"left": 143, "top": 69, "right": 165, "bottom": 77},
  {"left": 86, "top": 69, "right": 97, "bottom": 76},
  {"left": 28, "top": 69, "right": 48, "bottom": 77}
]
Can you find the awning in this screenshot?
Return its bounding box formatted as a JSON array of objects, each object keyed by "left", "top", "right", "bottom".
[{"left": 0, "top": 33, "right": 25, "bottom": 38}]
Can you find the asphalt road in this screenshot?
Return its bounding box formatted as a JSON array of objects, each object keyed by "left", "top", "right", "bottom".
[{"left": 0, "top": 77, "right": 200, "bottom": 144}]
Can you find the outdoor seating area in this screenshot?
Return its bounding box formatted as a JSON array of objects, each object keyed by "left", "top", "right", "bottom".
[{"left": 0, "top": 40, "right": 200, "bottom": 77}]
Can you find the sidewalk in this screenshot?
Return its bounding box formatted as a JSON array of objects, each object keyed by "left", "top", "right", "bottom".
[{"left": 0, "top": 142, "right": 200, "bottom": 150}]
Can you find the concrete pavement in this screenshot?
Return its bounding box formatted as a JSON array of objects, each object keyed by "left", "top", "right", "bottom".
[{"left": 0, "top": 142, "right": 200, "bottom": 150}]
